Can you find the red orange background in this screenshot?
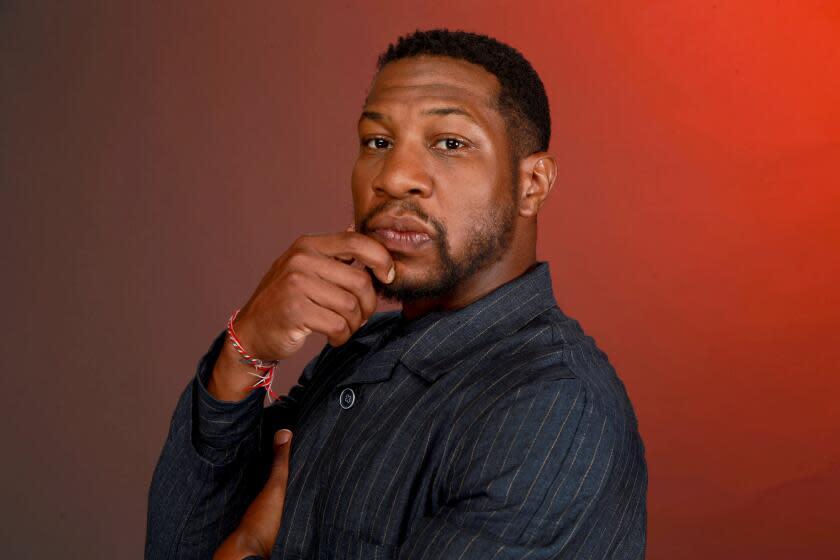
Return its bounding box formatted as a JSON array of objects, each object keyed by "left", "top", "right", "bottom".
[{"left": 1, "top": 2, "right": 838, "bottom": 557}]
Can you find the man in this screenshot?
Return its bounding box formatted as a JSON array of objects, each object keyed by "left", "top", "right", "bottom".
[{"left": 147, "top": 29, "right": 647, "bottom": 559}]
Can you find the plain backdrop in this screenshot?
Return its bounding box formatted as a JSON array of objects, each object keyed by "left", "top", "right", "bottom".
[{"left": 1, "top": 2, "right": 838, "bottom": 558}]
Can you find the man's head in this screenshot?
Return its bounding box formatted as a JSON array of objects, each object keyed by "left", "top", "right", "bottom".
[
  {"left": 376, "top": 29, "right": 551, "bottom": 175},
  {"left": 352, "top": 29, "right": 556, "bottom": 307}
]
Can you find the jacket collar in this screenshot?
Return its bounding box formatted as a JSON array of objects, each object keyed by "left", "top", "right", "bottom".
[{"left": 340, "top": 261, "right": 558, "bottom": 386}]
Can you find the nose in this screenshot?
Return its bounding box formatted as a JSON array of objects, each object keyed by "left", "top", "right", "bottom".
[{"left": 371, "top": 143, "right": 433, "bottom": 199}]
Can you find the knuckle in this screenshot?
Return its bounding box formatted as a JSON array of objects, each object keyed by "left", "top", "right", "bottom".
[
  {"left": 342, "top": 294, "right": 359, "bottom": 314},
  {"left": 295, "top": 234, "right": 314, "bottom": 248},
  {"left": 286, "top": 269, "right": 308, "bottom": 289},
  {"left": 362, "top": 295, "right": 377, "bottom": 314},
  {"left": 343, "top": 230, "right": 361, "bottom": 246},
  {"left": 330, "top": 317, "right": 348, "bottom": 335},
  {"left": 350, "top": 269, "right": 372, "bottom": 291},
  {"left": 371, "top": 249, "right": 389, "bottom": 267},
  {"left": 347, "top": 234, "right": 372, "bottom": 259},
  {"left": 286, "top": 250, "right": 308, "bottom": 268}
]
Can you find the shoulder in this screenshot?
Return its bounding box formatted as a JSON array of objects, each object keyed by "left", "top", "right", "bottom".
[
  {"left": 545, "top": 306, "right": 644, "bottom": 436},
  {"left": 455, "top": 304, "right": 643, "bottom": 443}
]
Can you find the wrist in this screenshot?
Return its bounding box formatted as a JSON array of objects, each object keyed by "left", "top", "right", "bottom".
[
  {"left": 207, "top": 309, "right": 283, "bottom": 402},
  {"left": 213, "top": 529, "right": 266, "bottom": 560},
  {"left": 232, "top": 313, "right": 269, "bottom": 360},
  {"left": 229, "top": 309, "right": 281, "bottom": 367},
  {"left": 207, "top": 340, "right": 263, "bottom": 402}
]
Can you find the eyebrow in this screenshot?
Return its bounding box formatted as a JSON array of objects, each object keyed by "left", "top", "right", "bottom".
[
  {"left": 358, "top": 106, "right": 480, "bottom": 126},
  {"left": 358, "top": 111, "right": 385, "bottom": 125},
  {"left": 422, "top": 106, "right": 479, "bottom": 122}
]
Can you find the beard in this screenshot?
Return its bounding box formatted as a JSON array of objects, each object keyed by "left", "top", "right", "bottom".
[{"left": 359, "top": 196, "right": 518, "bottom": 305}]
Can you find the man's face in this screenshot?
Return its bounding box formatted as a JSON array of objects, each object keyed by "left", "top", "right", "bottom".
[{"left": 352, "top": 55, "right": 519, "bottom": 304}]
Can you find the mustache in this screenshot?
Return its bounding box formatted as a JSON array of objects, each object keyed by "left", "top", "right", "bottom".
[{"left": 358, "top": 201, "right": 439, "bottom": 235}]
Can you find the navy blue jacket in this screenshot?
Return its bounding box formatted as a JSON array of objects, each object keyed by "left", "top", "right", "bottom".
[{"left": 146, "top": 261, "right": 647, "bottom": 559}]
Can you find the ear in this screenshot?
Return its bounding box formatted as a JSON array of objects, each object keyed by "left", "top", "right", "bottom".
[{"left": 516, "top": 152, "right": 557, "bottom": 218}]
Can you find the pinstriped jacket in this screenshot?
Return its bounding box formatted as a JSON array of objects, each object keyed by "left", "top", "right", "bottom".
[{"left": 146, "top": 261, "right": 647, "bottom": 559}]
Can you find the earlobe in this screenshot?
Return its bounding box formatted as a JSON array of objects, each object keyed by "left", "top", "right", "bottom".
[{"left": 518, "top": 153, "right": 557, "bottom": 218}]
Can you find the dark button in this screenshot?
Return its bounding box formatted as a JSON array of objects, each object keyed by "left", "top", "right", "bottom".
[{"left": 339, "top": 387, "right": 355, "bottom": 409}]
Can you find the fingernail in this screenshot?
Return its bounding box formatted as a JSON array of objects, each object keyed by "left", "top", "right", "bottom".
[
  {"left": 275, "top": 429, "right": 292, "bottom": 445},
  {"left": 387, "top": 266, "right": 395, "bottom": 283}
]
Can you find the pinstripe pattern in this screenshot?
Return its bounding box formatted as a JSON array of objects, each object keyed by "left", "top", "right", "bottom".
[{"left": 146, "top": 262, "right": 647, "bottom": 559}]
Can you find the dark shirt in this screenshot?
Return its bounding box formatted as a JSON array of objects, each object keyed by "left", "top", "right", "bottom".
[{"left": 146, "top": 261, "right": 647, "bottom": 559}]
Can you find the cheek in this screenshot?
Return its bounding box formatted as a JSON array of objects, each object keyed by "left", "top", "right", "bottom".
[
  {"left": 443, "top": 186, "right": 511, "bottom": 256},
  {"left": 435, "top": 172, "right": 494, "bottom": 227},
  {"left": 436, "top": 198, "right": 483, "bottom": 253}
]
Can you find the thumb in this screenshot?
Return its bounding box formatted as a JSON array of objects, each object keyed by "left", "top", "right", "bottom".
[
  {"left": 274, "top": 428, "right": 292, "bottom": 446},
  {"left": 270, "top": 429, "right": 292, "bottom": 478}
]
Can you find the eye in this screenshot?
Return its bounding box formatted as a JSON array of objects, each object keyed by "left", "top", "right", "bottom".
[
  {"left": 433, "top": 137, "right": 468, "bottom": 151},
  {"left": 362, "top": 137, "right": 392, "bottom": 150}
]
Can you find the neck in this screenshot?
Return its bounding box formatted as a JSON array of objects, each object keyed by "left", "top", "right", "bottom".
[{"left": 400, "top": 249, "right": 537, "bottom": 321}]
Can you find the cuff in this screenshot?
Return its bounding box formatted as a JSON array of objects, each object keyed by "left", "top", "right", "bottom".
[{"left": 192, "top": 329, "right": 265, "bottom": 457}]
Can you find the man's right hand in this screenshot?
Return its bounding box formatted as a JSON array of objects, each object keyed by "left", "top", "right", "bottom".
[{"left": 208, "top": 229, "right": 394, "bottom": 402}]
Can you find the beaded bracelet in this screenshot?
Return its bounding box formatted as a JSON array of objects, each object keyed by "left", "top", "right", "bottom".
[{"left": 226, "top": 309, "right": 280, "bottom": 401}]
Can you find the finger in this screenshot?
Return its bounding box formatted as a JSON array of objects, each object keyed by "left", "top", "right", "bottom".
[
  {"left": 295, "top": 298, "right": 355, "bottom": 347},
  {"left": 292, "top": 251, "right": 378, "bottom": 322},
  {"left": 275, "top": 429, "right": 292, "bottom": 446},
  {"left": 230, "top": 431, "right": 291, "bottom": 554},
  {"left": 308, "top": 259, "right": 378, "bottom": 320},
  {"left": 300, "top": 274, "right": 366, "bottom": 332},
  {"left": 336, "top": 222, "right": 356, "bottom": 263},
  {"left": 309, "top": 232, "right": 395, "bottom": 284},
  {"left": 248, "top": 431, "right": 291, "bottom": 508},
  {"left": 335, "top": 227, "right": 354, "bottom": 263},
  {"left": 271, "top": 430, "right": 292, "bottom": 480}
]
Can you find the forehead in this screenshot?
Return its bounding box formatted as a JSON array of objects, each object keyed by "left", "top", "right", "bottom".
[{"left": 362, "top": 56, "right": 502, "bottom": 122}]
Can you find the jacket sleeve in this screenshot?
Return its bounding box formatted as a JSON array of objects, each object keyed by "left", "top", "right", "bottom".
[
  {"left": 145, "top": 329, "right": 325, "bottom": 559},
  {"left": 397, "top": 377, "right": 647, "bottom": 560}
]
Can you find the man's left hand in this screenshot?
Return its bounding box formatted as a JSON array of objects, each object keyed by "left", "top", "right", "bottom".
[{"left": 214, "top": 429, "right": 293, "bottom": 560}]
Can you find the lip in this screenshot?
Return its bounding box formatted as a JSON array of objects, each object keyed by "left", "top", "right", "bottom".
[
  {"left": 366, "top": 212, "right": 435, "bottom": 254},
  {"left": 367, "top": 213, "right": 435, "bottom": 237}
]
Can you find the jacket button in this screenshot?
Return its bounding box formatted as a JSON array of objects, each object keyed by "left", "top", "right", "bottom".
[{"left": 339, "top": 387, "right": 355, "bottom": 409}]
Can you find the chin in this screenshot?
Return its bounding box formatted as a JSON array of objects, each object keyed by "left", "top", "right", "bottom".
[
  {"left": 393, "top": 259, "right": 429, "bottom": 280},
  {"left": 373, "top": 266, "right": 458, "bottom": 305}
]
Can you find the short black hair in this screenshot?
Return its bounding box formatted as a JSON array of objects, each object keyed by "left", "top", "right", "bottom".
[{"left": 375, "top": 28, "right": 551, "bottom": 164}]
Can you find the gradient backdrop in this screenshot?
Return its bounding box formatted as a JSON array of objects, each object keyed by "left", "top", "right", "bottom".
[{"left": 2, "top": 2, "right": 838, "bottom": 558}]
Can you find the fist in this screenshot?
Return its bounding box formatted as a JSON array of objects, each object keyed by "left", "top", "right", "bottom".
[{"left": 232, "top": 230, "right": 395, "bottom": 361}]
